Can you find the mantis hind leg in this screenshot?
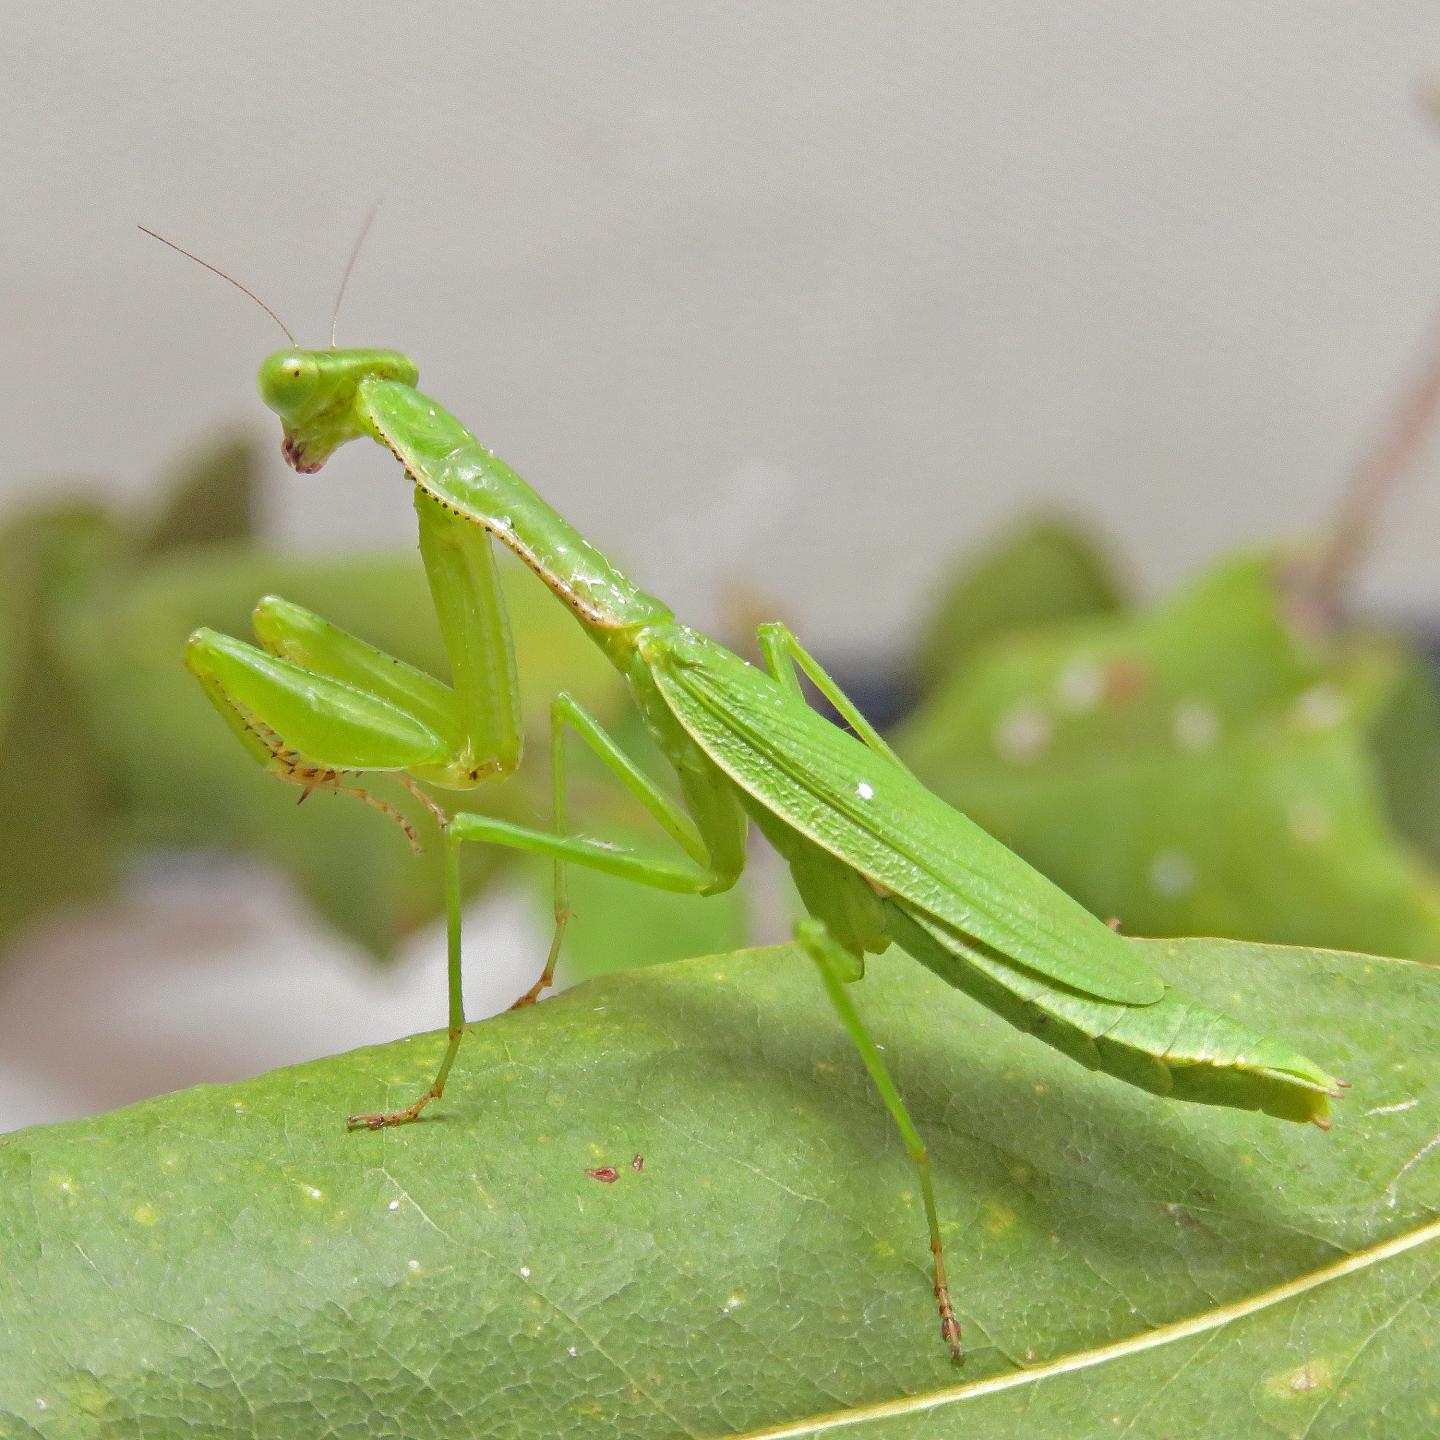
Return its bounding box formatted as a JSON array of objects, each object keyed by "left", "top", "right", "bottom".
[
  {"left": 757, "top": 621, "right": 910, "bottom": 771},
  {"left": 796, "top": 916, "right": 964, "bottom": 1362}
]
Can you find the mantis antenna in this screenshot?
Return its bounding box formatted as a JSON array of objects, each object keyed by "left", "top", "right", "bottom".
[
  {"left": 137, "top": 225, "right": 297, "bottom": 346},
  {"left": 329, "top": 201, "right": 382, "bottom": 349}
]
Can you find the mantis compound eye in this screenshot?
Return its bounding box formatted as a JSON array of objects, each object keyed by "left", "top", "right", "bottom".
[{"left": 257, "top": 348, "right": 321, "bottom": 417}]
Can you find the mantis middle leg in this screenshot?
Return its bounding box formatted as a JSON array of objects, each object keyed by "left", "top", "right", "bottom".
[
  {"left": 504, "top": 690, "right": 738, "bottom": 1011},
  {"left": 348, "top": 693, "right": 748, "bottom": 1128}
]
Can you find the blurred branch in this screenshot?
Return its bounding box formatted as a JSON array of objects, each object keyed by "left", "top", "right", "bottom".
[{"left": 1308, "top": 300, "right": 1440, "bottom": 619}]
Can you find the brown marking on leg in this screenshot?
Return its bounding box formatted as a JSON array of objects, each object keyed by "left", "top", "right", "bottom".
[
  {"left": 346, "top": 1023, "right": 466, "bottom": 1130},
  {"left": 227, "top": 703, "right": 425, "bottom": 852},
  {"left": 933, "top": 1233, "right": 964, "bottom": 1362},
  {"left": 396, "top": 772, "right": 450, "bottom": 829},
  {"left": 508, "top": 901, "right": 573, "bottom": 1010}
]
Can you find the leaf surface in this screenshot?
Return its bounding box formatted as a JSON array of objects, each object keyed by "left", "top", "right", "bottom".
[{"left": 3, "top": 936, "right": 1437, "bottom": 1437}]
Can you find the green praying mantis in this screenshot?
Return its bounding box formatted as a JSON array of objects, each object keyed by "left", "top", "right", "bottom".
[{"left": 151, "top": 230, "right": 1343, "bottom": 1361}]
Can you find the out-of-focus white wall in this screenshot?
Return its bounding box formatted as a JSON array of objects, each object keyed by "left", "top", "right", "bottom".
[{"left": 5, "top": 3, "right": 1439, "bottom": 650}]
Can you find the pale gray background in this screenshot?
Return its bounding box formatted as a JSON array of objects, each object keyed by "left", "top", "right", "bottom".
[{"left": 3, "top": 3, "right": 1439, "bottom": 1129}]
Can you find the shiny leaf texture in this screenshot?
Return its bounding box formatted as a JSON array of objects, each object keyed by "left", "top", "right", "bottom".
[{"left": 3, "top": 936, "right": 1436, "bottom": 1436}]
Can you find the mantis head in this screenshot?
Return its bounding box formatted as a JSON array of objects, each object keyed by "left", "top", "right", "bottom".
[
  {"left": 140, "top": 222, "right": 409, "bottom": 473},
  {"left": 258, "top": 348, "right": 419, "bottom": 472}
]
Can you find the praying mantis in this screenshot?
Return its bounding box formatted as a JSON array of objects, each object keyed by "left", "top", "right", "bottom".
[{"left": 154, "top": 232, "right": 1343, "bottom": 1361}]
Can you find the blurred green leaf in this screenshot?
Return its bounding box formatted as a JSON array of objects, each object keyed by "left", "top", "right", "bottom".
[
  {"left": 140, "top": 434, "right": 258, "bottom": 555},
  {"left": 2, "top": 936, "right": 1434, "bottom": 1435},
  {"left": 1369, "top": 649, "right": 1440, "bottom": 868},
  {"left": 915, "top": 514, "right": 1127, "bottom": 690},
  {"left": 898, "top": 551, "right": 1440, "bottom": 958},
  {"left": 0, "top": 433, "right": 632, "bottom": 962},
  {"left": 0, "top": 435, "right": 264, "bottom": 952},
  {"left": 0, "top": 507, "right": 123, "bottom": 941}
]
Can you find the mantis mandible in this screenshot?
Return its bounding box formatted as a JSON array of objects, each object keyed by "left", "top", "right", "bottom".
[{"left": 159, "top": 235, "right": 1343, "bottom": 1361}]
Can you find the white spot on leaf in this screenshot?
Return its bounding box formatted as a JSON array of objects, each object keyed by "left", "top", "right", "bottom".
[
  {"left": 1293, "top": 684, "right": 1346, "bottom": 731},
  {"left": 1172, "top": 700, "right": 1220, "bottom": 752},
  {"left": 995, "top": 702, "right": 1052, "bottom": 764},
  {"left": 1056, "top": 659, "right": 1103, "bottom": 712},
  {"left": 1149, "top": 850, "right": 1196, "bottom": 899}
]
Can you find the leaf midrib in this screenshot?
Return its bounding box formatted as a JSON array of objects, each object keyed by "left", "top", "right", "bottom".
[{"left": 727, "top": 1216, "right": 1440, "bottom": 1440}]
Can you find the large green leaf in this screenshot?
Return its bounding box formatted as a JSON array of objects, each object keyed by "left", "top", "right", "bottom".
[
  {"left": 898, "top": 551, "right": 1440, "bottom": 959},
  {"left": 3, "top": 936, "right": 1435, "bottom": 1436}
]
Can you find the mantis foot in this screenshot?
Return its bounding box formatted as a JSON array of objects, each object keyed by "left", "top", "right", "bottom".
[
  {"left": 934, "top": 1242, "right": 964, "bottom": 1362},
  {"left": 939, "top": 1304, "right": 964, "bottom": 1363},
  {"left": 507, "top": 980, "right": 547, "bottom": 1011},
  {"left": 507, "top": 905, "right": 573, "bottom": 1010},
  {"left": 345, "top": 1093, "right": 437, "bottom": 1130},
  {"left": 346, "top": 1025, "right": 466, "bottom": 1130}
]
